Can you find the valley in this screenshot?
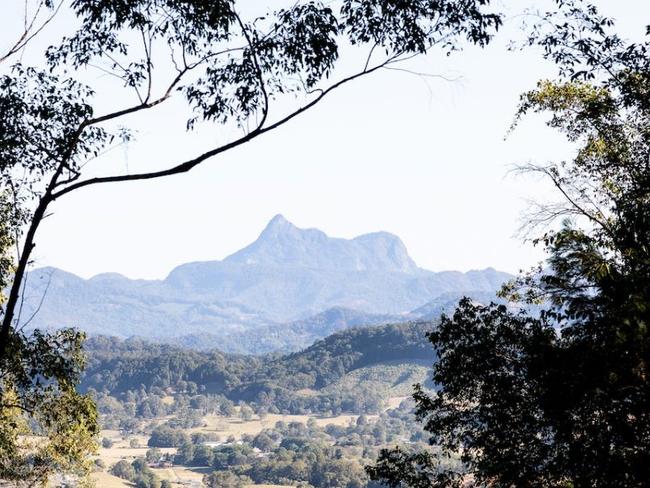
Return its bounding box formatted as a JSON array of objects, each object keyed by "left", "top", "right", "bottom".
[
  {"left": 92, "top": 406, "right": 402, "bottom": 487},
  {"left": 2, "top": 2, "right": 643, "bottom": 486},
  {"left": 19, "top": 217, "right": 513, "bottom": 487},
  {"left": 31, "top": 218, "right": 509, "bottom": 486},
  {"left": 84, "top": 322, "right": 439, "bottom": 487}
]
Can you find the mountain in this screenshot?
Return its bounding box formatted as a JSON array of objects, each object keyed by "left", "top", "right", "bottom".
[
  {"left": 223, "top": 214, "right": 419, "bottom": 272},
  {"left": 410, "top": 290, "right": 505, "bottom": 320},
  {"left": 21, "top": 215, "right": 512, "bottom": 352}
]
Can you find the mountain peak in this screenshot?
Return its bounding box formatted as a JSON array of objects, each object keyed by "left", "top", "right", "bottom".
[
  {"left": 263, "top": 214, "right": 293, "bottom": 233},
  {"left": 224, "top": 216, "right": 418, "bottom": 273},
  {"left": 256, "top": 214, "right": 326, "bottom": 243}
]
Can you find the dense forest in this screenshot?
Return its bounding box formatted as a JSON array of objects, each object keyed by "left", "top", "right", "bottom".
[{"left": 83, "top": 321, "right": 436, "bottom": 421}]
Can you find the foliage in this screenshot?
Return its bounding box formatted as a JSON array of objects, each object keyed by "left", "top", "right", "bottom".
[
  {"left": 148, "top": 425, "right": 190, "bottom": 448},
  {"left": 111, "top": 456, "right": 162, "bottom": 487},
  {"left": 0, "top": 1, "right": 501, "bottom": 478},
  {"left": 145, "top": 448, "right": 162, "bottom": 464},
  {"left": 110, "top": 459, "right": 136, "bottom": 481},
  {"left": 168, "top": 399, "right": 434, "bottom": 487},
  {"left": 203, "top": 470, "right": 252, "bottom": 488},
  {"left": 84, "top": 321, "right": 433, "bottom": 422},
  {"left": 369, "top": 2, "right": 650, "bottom": 487},
  {"left": 0, "top": 327, "right": 98, "bottom": 484},
  {"left": 0, "top": 184, "right": 98, "bottom": 485},
  {"left": 0, "top": 0, "right": 503, "bottom": 349}
]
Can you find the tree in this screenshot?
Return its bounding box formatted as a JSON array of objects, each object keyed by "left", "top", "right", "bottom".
[
  {"left": 239, "top": 404, "right": 254, "bottom": 421},
  {"left": 145, "top": 447, "right": 163, "bottom": 464},
  {"left": 110, "top": 459, "right": 136, "bottom": 481},
  {"left": 368, "top": 2, "right": 650, "bottom": 487},
  {"left": 174, "top": 442, "right": 195, "bottom": 466},
  {"left": 148, "top": 425, "right": 189, "bottom": 447},
  {"left": 253, "top": 432, "right": 276, "bottom": 452},
  {"left": 134, "top": 473, "right": 162, "bottom": 488},
  {"left": 312, "top": 458, "right": 368, "bottom": 488},
  {"left": 203, "top": 470, "right": 252, "bottom": 488},
  {"left": 192, "top": 444, "right": 214, "bottom": 467},
  {"left": 0, "top": 174, "right": 96, "bottom": 485},
  {"left": 0, "top": 300, "right": 98, "bottom": 484}
]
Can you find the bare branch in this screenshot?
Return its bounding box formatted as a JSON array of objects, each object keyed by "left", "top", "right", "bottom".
[
  {"left": 79, "top": 67, "right": 188, "bottom": 130},
  {"left": 140, "top": 27, "right": 153, "bottom": 103},
  {"left": 234, "top": 11, "right": 269, "bottom": 132},
  {"left": 381, "top": 65, "right": 462, "bottom": 83},
  {"left": 103, "top": 51, "right": 145, "bottom": 103},
  {"left": 79, "top": 44, "right": 245, "bottom": 137},
  {"left": 17, "top": 269, "right": 53, "bottom": 333},
  {"left": 515, "top": 164, "right": 615, "bottom": 238},
  {"left": 364, "top": 43, "right": 378, "bottom": 72},
  {"left": 0, "top": 0, "right": 63, "bottom": 64}
]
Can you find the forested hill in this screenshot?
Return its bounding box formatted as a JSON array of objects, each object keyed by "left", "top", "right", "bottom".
[
  {"left": 246, "top": 322, "right": 433, "bottom": 389},
  {"left": 82, "top": 336, "right": 255, "bottom": 395},
  {"left": 82, "top": 320, "right": 436, "bottom": 412}
]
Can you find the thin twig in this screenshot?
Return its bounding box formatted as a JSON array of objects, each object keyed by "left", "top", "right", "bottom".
[
  {"left": 0, "top": 0, "right": 63, "bottom": 64},
  {"left": 17, "top": 269, "right": 53, "bottom": 332}
]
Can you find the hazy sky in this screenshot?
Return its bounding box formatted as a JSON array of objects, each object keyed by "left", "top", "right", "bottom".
[{"left": 3, "top": 1, "right": 648, "bottom": 279}]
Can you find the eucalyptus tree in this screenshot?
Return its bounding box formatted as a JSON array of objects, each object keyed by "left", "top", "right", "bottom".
[
  {"left": 0, "top": 0, "right": 502, "bottom": 482},
  {"left": 368, "top": 1, "right": 650, "bottom": 486}
]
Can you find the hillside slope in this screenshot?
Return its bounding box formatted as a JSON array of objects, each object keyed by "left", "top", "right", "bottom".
[{"left": 82, "top": 320, "right": 437, "bottom": 413}]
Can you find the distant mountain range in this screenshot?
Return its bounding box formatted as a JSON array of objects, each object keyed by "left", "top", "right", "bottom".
[{"left": 20, "top": 215, "right": 513, "bottom": 353}]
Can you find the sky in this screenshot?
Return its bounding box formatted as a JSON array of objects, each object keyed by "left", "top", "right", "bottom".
[{"left": 2, "top": 0, "right": 648, "bottom": 280}]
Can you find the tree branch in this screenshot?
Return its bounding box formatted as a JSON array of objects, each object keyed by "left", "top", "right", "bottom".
[
  {"left": 234, "top": 11, "right": 269, "bottom": 132},
  {"left": 0, "top": 0, "right": 63, "bottom": 64},
  {"left": 518, "top": 164, "right": 616, "bottom": 238},
  {"left": 0, "top": 402, "right": 34, "bottom": 414},
  {"left": 52, "top": 61, "right": 391, "bottom": 200}
]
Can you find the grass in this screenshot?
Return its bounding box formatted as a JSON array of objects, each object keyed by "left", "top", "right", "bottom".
[
  {"left": 323, "top": 360, "right": 429, "bottom": 398},
  {"left": 90, "top": 471, "right": 131, "bottom": 487},
  {"left": 192, "top": 411, "right": 364, "bottom": 439},
  {"left": 92, "top": 464, "right": 292, "bottom": 487}
]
